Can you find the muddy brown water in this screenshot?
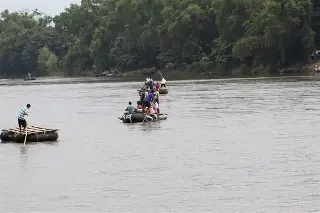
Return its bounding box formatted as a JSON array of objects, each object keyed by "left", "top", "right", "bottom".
[{"left": 0, "top": 76, "right": 319, "bottom": 212}]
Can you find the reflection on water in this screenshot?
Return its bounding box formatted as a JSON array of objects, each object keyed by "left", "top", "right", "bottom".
[
  {"left": 20, "top": 146, "right": 27, "bottom": 155},
  {"left": 0, "top": 76, "right": 319, "bottom": 212}
]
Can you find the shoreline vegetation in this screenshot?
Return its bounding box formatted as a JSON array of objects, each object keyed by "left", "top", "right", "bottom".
[
  {"left": 1, "top": 0, "right": 320, "bottom": 80},
  {"left": 120, "top": 61, "right": 320, "bottom": 80}
]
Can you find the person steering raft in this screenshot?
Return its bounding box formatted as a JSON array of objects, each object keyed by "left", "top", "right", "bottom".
[{"left": 18, "top": 104, "right": 31, "bottom": 132}]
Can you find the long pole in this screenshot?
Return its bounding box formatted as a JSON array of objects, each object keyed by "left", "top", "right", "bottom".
[
  {"left": 24, "top": 126, "right": 27, "bottom": 145},
  {"left": 142, "top": 115, "right": 147, "bottom": 123},
  {"left": 158, "top": 69, "right": 163, "bottom": 78}
]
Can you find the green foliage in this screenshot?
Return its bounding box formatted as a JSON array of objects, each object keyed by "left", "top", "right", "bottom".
[
  {"left": 0, "top": 0, "right": 318, "bottom": 78},
  {"left": 37, "top": 46, "right": 59, "bottom": 76}
]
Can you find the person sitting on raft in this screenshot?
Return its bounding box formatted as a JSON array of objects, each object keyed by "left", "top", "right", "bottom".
[
  {"left": 144, "top": 104, "right": 156, "bottom": 115},
  {"left": 149, "top": 105, "right": 157, "bottom": 115},
  {"left": 136, "top": 101, "right": 143, "bottom": 113},
  {"left": 151, "top": 100, "right": 159, "bottom": 114},
  {"left": 125, "top": 101, "right": 135, "bottom": 114}
]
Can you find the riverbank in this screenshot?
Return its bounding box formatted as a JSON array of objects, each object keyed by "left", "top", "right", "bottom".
[
  {"left": 120, "top": 61, "right": 320, "bottom": 80},
  {"left": 121, "top": 66, "right": 253, "bottom": 81},
  {"left": 2, "top": 61, "right": 320, "bottom": 81}
]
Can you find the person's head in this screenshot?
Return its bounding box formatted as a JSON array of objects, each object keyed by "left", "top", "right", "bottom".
[
  {"left": 26, "top": 104, "right": 31, "bottom": 109},
  {"left": 137, "top": 101, "right": 141, "bottom": 105},
  {"left": 129, "top": 101, "right": 132, "bottom": 105}
]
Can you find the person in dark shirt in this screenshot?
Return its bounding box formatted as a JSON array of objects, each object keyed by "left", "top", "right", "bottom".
[{"left": 140, "top": 88, "right": 146, "bottom": 104}]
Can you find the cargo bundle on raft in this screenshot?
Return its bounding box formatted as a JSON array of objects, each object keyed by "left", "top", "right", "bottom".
[
  {"left": 119, "top": 112, "right": 168, "bottom": 123},
  {"left": 0, "top": 126, "right": 59, "bottom": 143}
]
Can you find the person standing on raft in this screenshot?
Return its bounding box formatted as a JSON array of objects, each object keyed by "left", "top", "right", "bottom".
[
  {"left": 155, "top": 82, "right": 161, "bottom": 91},
  {"left": 18, "top": 104, "right": 31, "bottom": 132},
  {"left": 144, "top": 90, "right": 154, "bottom": 108},
  {"left": 161, "top": 77, "right": 166, "bottom": 88},
  {"left": 140, "top": 88, "right": 146, "bottom": 104}
]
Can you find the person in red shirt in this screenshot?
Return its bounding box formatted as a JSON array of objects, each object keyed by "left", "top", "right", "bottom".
[{"left": 155, "top": 83, "right": 160, "bottom": 91}]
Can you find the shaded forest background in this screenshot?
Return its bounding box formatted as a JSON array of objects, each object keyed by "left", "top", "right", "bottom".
[{"left": 0, "top": 0, "right": 320, "bottom": 78}]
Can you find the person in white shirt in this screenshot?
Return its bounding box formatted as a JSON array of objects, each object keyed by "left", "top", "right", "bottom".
[
  {"left": 161, "top": 77, "right": 166, "bottom": 88},
  {"left": 18, "top": 104, "right": 31, "bottom": 132},
  {"left": 151, "top": 101, "right": 159, "bottom": 114},
  {"left": 154, "top": 101, "right": 159, "bottom": 114}
]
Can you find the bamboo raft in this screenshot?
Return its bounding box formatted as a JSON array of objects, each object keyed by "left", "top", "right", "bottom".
[
  {"left": 159, "top": 87, "right": 169, "bottom": 94},
  {"left": 119, "top": 112, "right": 168, "bottom": 123},
  {"left": 0, "top": 125, "right": 59, "bottom": 143}
]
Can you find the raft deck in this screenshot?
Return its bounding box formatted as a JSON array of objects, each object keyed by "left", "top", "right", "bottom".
[
  {"left": 4, "top": 126, "right": 58, "bottom": 134},
  {"left": 1, "top": 125, "right": 59, "bottom": 143}
]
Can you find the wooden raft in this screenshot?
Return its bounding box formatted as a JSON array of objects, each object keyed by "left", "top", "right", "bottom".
[{"left": 3, "top": 126, "right": 58, "bottom": 134}]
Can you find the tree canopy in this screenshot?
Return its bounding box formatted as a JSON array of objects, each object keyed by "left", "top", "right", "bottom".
[{"left": 0, "top": 0, "right": 318, "bottom": 78}]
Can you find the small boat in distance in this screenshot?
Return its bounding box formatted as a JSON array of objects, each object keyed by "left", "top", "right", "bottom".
[{"left": 24, "top": 72, "right": 36, "bottom": 81}]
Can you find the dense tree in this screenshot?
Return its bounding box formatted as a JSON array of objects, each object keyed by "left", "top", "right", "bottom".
[
  {"left": 37, "top": 46, "right": 59, "bottom": 76},
  {"left": 0, "top": 0, "right": 318, "bottom": 78}
]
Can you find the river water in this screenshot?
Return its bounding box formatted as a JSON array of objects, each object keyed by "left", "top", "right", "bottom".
[{"left": 0, "top": 77, "right": 319, "bottom": 212}]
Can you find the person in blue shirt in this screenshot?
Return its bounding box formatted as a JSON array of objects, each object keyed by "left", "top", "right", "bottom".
[
  {"left": 144, "top": 90, "right": 154, "bottom": 108},
  {"left": 125, "top": 101, "right": 135, "bottom": 114}
]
